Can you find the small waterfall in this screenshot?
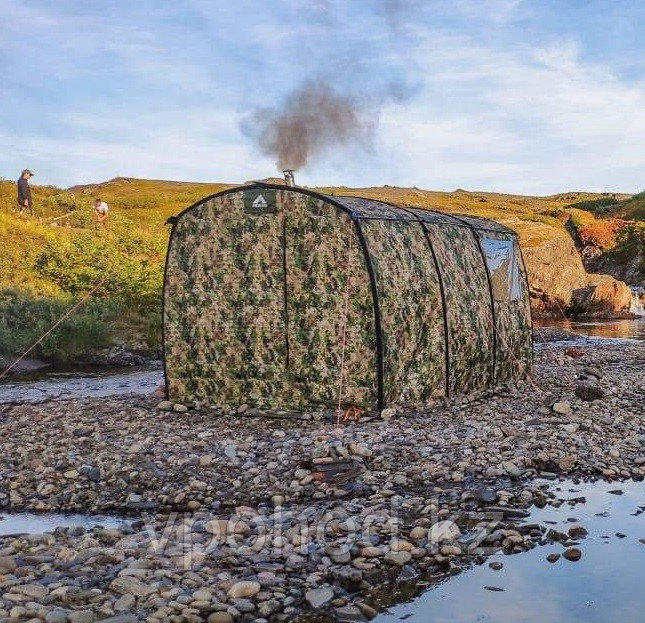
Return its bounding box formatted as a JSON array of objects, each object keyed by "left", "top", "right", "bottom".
[{"left": 629, "top": 286, "right": 645, "bottom": 316}]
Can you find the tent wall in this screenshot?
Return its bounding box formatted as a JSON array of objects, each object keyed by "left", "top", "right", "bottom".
[
  {"left": 164, "top": 189, "right": 376, "bottom": 408},
  {"left": 422, "top": 223, "right": 495, "bottom": 395},
  {"left": 164, "top": 192, "right": 288, "bottom": 405},
  {"left": 478, "top": 231, "right": 532, "bottom": 382},
  {"left": 359, "top": 219, "right": 446, "bottom": 406},
  {"left": 281, "top": 192, "right": 377, "bottom": 407}
]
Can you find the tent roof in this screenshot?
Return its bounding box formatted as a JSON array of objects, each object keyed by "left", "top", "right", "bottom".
[
  {"left": 330, "top": 195, "right": 514, "bottom": 234},
  {"left": 170, "top": 182, "right": 516, "bottom": 235}
]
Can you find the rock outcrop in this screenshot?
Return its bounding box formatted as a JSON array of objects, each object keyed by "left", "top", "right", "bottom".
[{"left": 507, "top": 219, "right": 634, "bottom": 317}]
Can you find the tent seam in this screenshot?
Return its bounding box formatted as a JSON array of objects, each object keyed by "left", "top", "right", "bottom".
[{"left": 353, "top": 218, "right": 384, "bottom": 411}]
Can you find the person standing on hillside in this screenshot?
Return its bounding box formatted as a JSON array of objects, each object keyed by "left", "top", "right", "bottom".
[
  {"left": 16, "top": 169, "right": 34, "bottom": 216},
  {"left": 93, "top": 198, "right": 109, "bottom": 230}
]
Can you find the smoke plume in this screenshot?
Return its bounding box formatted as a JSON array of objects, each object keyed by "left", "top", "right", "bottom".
[
  {"left": 247, "top": 80, "right": 373, "bottom": 171},
  {"left": 243, "top": 1, "right": 423, "bottom": 173}
]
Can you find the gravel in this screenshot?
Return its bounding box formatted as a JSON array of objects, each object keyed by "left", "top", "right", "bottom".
[{"left": 0, "top": 340, "right": 642, "bottom": 622}]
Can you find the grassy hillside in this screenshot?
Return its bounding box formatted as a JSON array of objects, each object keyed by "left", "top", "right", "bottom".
[{"left": 0, "top": 177, "right": 640, "bottom": 364}]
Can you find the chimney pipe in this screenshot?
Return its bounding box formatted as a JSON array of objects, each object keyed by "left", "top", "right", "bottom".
[{"left": 283, "top": 169, "right": 296, "bottom": 186}]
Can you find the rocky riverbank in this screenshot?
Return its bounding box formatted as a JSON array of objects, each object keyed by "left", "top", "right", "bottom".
[{"left": 0, "top": 340, "right": 643, "bottom": 622}]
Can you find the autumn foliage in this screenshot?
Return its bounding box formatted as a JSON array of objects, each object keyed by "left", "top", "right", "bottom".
[{"left": 577, "top": 218, "right": 626, "bottom": 251}]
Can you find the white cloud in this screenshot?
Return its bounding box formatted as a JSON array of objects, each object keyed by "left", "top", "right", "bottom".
[{"left": 370, "top": 33, "right": 645, "bottom": 193}]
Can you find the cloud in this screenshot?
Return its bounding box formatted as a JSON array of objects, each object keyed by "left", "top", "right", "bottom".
[
  {"left": 368, "top": 32, "right": 645, "bottom": 193},
  {"left": 1, "top": 0, "right": 645, "bottom": 193}
]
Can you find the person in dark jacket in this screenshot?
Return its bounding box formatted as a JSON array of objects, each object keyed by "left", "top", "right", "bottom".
[{"left": 17, "top": 169, "right": 34, "bottom": 216}]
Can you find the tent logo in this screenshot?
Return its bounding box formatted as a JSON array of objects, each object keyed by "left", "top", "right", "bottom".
[
  {"left": 244, "top": 189, "right": 277, "bottom": 215},
  {"left": 252, "top": 194, "right": 268, "bottom": 209}
]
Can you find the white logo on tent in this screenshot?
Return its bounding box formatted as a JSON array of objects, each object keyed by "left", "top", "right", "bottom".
[{"left": 252, "top": 194, "right": 268, "bottom": 209}]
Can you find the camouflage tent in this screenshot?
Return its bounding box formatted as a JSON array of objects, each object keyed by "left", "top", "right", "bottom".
[{"left": 163, "top": 184, "right": 532, "bottom": 411}]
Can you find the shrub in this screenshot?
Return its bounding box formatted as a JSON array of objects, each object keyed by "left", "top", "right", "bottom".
[
  {"left": 567, "top": 197, "right": 619, "bottom": 213},
  {"left": 0, "top": 289, "right": 120, "bottom": 361},
  {"left": 33, "top": 226, "right": 164, "bottom": 310},
  {"left": 577, "top": 219, "right": 625, "bottom": 251}
]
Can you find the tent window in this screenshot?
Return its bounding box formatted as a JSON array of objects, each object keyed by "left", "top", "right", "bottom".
[{"left": 481, "top": 237, "right": 522, "bottom": 302}]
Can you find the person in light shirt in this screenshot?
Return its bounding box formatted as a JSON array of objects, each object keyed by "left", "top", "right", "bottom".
[{"left": 93, "top": 198, "right": 109, "bottom": 230}]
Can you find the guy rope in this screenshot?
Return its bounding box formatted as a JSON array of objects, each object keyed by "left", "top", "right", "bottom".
[{"left": 0, "top": 276, "right": 111, "bottom": 381}]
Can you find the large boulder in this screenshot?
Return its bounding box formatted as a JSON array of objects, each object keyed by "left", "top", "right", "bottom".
[
  {"left": 572, "top": 276, "right": 633, "bottom": 314},
  {"left": 509, "top": 219, "right": 634, "bottom": 317}
]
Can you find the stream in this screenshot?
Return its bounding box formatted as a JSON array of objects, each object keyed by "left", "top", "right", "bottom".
[
  {"left": 0, "top": 364, "right": 163, "bottom": 404},
  {"left": 373, "top": 479, "right": 645, "bottom": 623},
  {"left": 0, "top": 319, "right": 643, "bottom": 405}
]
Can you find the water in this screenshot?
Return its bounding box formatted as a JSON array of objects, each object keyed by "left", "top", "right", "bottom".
[
  {"left": 0, "top": 512, "right": 129, "bottom": 536},
  {"left": 374, "top": 480, "right": 645, "bottom": 623},
  {"left": 535, "top": 318, "right": 645, "bottom": 341},
  {"left": 630, "top": 286, "right": 645, "bottom": 316},
  {"left": 0, "top": 365, "right": 164, "bottom": 403}
]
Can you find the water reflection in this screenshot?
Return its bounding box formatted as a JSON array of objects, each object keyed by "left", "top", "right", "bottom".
[
  {"left": 0, "top": 366, "right": 163, "bottom": 403},
  {"left": 0, "top": 512, "right": 129, "bottom": 536},
  {"left": 534, "top": 318, "right": 645, "bottom": 341},
  {"left": 374, "top": 480, "right": 645, "bottom": 623}
]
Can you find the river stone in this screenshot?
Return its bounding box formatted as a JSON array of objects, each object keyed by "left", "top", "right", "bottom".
[
  {"left": 582, "top": 366, "right": 603, "bottom": 379},
  {"left": 380, "top": 408, "right": 396, "bottom": 420},
  {"left": 79, "top": 464, "right": 101, "bottom": 482},
  {"left": 305, "top": 586, "right": 334, "bottom": 609},
  {"left": 361, "top": 546, "right": 382, "bottom": 558},
  {"left": 501, "top": 461, "right": 521, "bottom": 476},
  {"left": 325, "top": 545, "right": 351, "bottom": 564},
  {"left": 45, "top": 610, "right": 69, "bottom": 623},
  {"left": 68, "top": 611, "right": 95, "bottom": 623},
  {"left": 389, "top": 539, "right": 413, "bottom": 552},
  {"left": 231, "top": 598, "right": 255, "bottom": 613},
  {"left": 563, "top": 547, "right": 582, "bottom": 561},
  {"left": 13, "top": 583, "right": 48, "bottom": 598},
  {"left": 335, "top": 605, "right": 368, "bottom": 622},
  {"left": 114, "top": 594, "right": 136, "bottom": 612},
  {"left": 473, "top": 487, "right": 497, "bottom": 503},
  {"left": 559, "top": 455, "right": 577, "bottom": 472},
  {"left": 384, "top": 551, "right": 411, "bottom": 566},
  {"left": 109, "top": 576, "right": 155, "bottom": 597},
  {"left": 440, "top": 545, "right": 462, "bottom": 556},
  {"left": 575, "top": 384, "right": 605, "bottom": 401},
  {"left": 349, "top": 443, "right": 372, "bottom": 457},
  {"left": 227, "top": 580, "right": 261, "bottom": 599},
  {"left": 0, "top": 556, "right": 16, "bottom": 572},
  {"left": 192, "top": 589, "right": 213, "bottom": 602},
  {"left": 208, "top": 614, "right": 234, "bottom": 623},
  {"left": 489, "top": 561, "right": 503, "bottom": 571},
  {"left": 333, "top": 566, "right": 363, "bottom": 583},
  {"left": 429, "top": 520, "right": 461, "bottom": 543},
  {"left": 173, "top": 403, "right": 188, "bottom": 413},
  {"left": 552, "top": 401, "right": 571, "bottom": 415},
  {"left": 546, "top": 553, "right": 561, "bottom": 563},
  {"left": 568, "top": 526, "right": 588, "bottom": 539}
]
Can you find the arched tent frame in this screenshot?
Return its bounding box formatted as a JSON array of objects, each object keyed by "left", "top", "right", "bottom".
[{"left": 162, "top": 183, "right": 532, "bottom": 411}]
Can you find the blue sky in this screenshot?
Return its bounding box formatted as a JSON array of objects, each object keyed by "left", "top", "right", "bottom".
[{"left": 1, "top": 0, "right": 645, "bottom": 193}]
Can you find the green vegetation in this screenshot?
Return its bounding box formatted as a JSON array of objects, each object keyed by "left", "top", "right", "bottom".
[
  {"left": 567, "top": 196, "right": 619, "bottom": 215},
  {"left": 0, "top": 289, "right": 116, "bottom": 362},
  {"left": 601, "top": 222, "right": 645, "bottom": 281},
  {"left": 611, "top": 191, "right": 645, "bottom": 220}
]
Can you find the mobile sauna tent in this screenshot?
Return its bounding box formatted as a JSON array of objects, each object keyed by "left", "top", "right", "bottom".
[{"left": 163, "top": 184, "right": 532, "bottom": 411}]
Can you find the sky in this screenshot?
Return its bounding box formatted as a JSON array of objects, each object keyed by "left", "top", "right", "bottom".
[{"left": 1, "top": 0, "right": 645, "bottom": 194}]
